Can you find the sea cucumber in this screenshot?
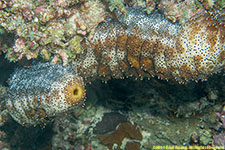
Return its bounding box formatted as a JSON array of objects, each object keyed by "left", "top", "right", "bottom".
[
  {"left": 6, "top": 7, "right": 225, "bottom": 126},
  {"left": 6, "top": 62, "right": 85, "bottom": 126},
  {"left": 77, "top": 7, "right": 225, "bottom": 83}
]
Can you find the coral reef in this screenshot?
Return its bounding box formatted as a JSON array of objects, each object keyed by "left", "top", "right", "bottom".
[
  {"left": 96, "top": 122, "right": 143, "bottom": 150},
  {"left": 5, "top": 6, "right": 225, "bottom": 126},
  {"left": 197, "top": 0, "right": 225, "bottom": 12},
  {"left": 93, "top": 112, "right": 142, "bottom": 149},
  {"left": 158, "top": 0, "right": 205, "bottom": 23},
  {"left": 0, "top": 1, "right": 225, "bottom": 149},
  {"left": 0, "top": 0, "right": 106, "bottom": 65},
  {"left": 6, "top": 62, "right": 85, "bottom": 126},
  {"left": 93, "top": 112, "right": 128, "bottom": 134}
]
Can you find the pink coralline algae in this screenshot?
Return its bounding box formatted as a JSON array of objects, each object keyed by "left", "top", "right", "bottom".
[
  {"left": 158, "top": 0, "right": 205, "bottom": 23},
  {"left": 0, "top": 0, "right": 106, "bottom": 65}
]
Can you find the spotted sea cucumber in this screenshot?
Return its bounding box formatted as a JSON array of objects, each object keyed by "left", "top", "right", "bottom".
[
  {"left": 78, "top": 8, "right": 224, "bottom": 83},
  {"left": 6, "top": 62, "right": 85, "bottom": 126},
  {"left": 6, "top": 7, "right": 225, "bottom": 126}
]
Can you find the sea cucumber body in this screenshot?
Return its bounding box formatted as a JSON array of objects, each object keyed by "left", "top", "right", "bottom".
[
  {"left": 78, "top": 8, "right": 225, "bottom": 83},
  {"left": 6, "top": 63, "right": 85, "bottom": 126}
]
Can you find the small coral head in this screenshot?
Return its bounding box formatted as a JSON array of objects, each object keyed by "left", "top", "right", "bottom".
[{"left": 64, "top": 76, "right": 86, "bottom": 106}]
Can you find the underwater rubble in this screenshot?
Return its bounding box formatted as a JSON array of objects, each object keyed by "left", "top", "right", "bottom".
[
  {"left": 0, "top": 0, "right": 224, "bottom": 150},
  {"left": 0, "top": 67, "right": 224, "bottom": 149}
]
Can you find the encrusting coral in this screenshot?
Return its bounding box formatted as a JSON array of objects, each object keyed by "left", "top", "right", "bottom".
[
  {"left": 0, "top": 0, "right": 106, "bottom": 65},
  {"left": 5, "top": 6, "right": 225, "bottom": 126}
]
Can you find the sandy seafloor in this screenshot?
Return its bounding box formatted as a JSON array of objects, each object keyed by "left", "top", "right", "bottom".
[{"left": 0, "top": 55, "right": 224, "bottom": 150}]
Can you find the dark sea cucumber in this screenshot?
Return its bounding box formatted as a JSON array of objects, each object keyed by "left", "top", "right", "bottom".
[{"left": 6, "top": 7, "right": 225, "bottom": 126}]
